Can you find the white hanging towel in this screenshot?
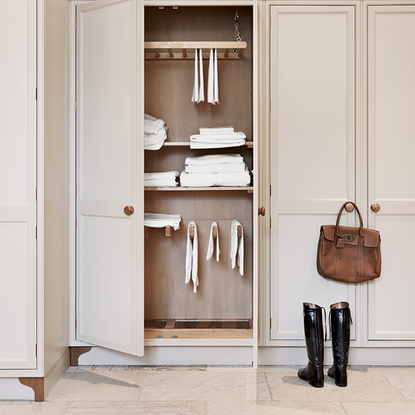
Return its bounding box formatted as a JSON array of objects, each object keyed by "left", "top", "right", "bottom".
[
  {"left": 198, "top": 49, "right": 204, "bottom": 103},
  {"left": 230, "top": 220, "right": 244, "bottom": 276},
  {"left": 185, "top": 221, "right": 199, "bottom": 293},
  {"left": 191, "top": 49, "right": 199, "bottom": 102},
  {"left": 207, "top": 49, "right": 219, "bottom": 105},
  {"left": 214, "top": 48, "right": 219, "bottom": 104},
  {"left": 206, "top": 221, "right": 220, "bottom": 262}
]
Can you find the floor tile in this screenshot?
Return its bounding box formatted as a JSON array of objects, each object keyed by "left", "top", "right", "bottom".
[
  {"left": 384, "top": 371, "right": 415, "bottom": 400},
  {"left": 342, "top": 401, "right": 415, "bottom": 415},
  {"left": 207, "top": 400, "right": 347, "bottom": 415},
  {"left": 64, "top": 401, "right": 206, "bottom": 414},
  {"left": 140, "top": 369, "right": 271, "bottom": 401},
  {"left": 45, "top": 368, "right": 143, "bottom": 402},
  {"left": 266, "top": 367, "right": 405, "bottom": 402},
  {"left": 0, "top": 402, "right": 68, "bottom": 415}
]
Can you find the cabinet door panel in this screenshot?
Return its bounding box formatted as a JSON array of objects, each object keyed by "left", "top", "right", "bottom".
[
  {"left": 76, "top": 0, "right": 144, "bottom": 356},
  {"left": 269, "top": 6, "right": 356, "bottom": 341},
  {"left": 0, "top": 1, "right": 36, "bottom": 370},
  {"left": 367, "top": 6, "right": 415, "bottom": 341}
]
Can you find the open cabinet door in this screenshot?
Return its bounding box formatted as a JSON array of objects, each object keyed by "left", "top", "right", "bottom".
[{"left": 76, "top": 0, "right": 144, "bottom": 356}]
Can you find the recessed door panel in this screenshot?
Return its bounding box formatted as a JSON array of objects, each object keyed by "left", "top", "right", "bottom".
[
  {"left": 367, "top": 6, "right": 415, "bottom": 341},
  {"left": 76, "top": 0, "right": 144, "bottom": 356},
  {"left": 269, "top": 6, "right": 357, "bottom": 342}
]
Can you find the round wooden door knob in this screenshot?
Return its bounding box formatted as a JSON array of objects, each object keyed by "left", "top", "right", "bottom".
[
  {"left": 345, "top": 203, "right": 354, "bottom": 212},
  {"left": 124, "top": 206, "right": 135, "bottom": 216},
  {"left": 258, "top": 206, "right": 265, "bottom": 216},
  {"left": 371, "top": 203, "right": 380, "bottom": 213}
]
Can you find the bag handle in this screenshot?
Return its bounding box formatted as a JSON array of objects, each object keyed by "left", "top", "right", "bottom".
[{"left": 335, "top": 201, "right": 364, "bottom": 237}]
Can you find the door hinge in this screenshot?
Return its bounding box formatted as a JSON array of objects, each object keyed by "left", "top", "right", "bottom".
[
  {"left": 270, "top": 318, "right": 272, "bottom": 330},
  {"left": 270, "top": 218, "right": 272, "bottom": 228},
  {"left": 269, "top": 101, "right": 271, "bottom": 112},
  {"left": 75, "top": 16, "right": 77, "bottom": 28},
  {"left": 75, "top": 218, "right": 78, "bottom": 229},
  {"left": 35, "top": 188, "right": 37, "bottom": 201},
  {"left": 35, "top": 226, "right": 38, "bottom": 239},
  {"left": 270, "top": 16, "right": 271, "bottom": 27},
  {"left": 35, "top": 344, "right": 38, "bottom": 357},
  {"left": 75, "top": 318, "right": 78, "bottom": 330},
  {"left": 35, "top": 87, "right": 37, "bottom": 100},
  {"left": 270, "top": 185, "right": 271, "bottom": 196},
  {"left": 75, "top": 101, "right": 78, "bottom": 112}
]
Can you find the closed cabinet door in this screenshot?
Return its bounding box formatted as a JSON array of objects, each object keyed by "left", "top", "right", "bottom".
[
  {"left": 76, "top": 0, "right": 144, "bottom": 356},
  {"left": 367, "top": 6, "right": 415, "bottom": 341},
  {"left": 0, "top": 1, "right": 37, "bottom": 369},
  {"left": 269, "top": 6, "right": 357, "bottom": 342}
]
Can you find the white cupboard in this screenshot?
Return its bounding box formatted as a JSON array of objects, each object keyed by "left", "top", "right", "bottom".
[{"left": 266, "top": 0, "right": 415, "bottom": 354}]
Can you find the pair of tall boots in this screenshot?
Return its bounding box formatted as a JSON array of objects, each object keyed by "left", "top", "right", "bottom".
[{"left": 298, "top": 302, "right": 352, "bottom": 388}]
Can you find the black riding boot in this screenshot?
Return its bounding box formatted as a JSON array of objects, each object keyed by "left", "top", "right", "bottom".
[
  {"left": 327, "top": 301, "right": 352, "bottom": 387},
  {"left": 298, "top": 303, "right": 325, "bottom": 388}
]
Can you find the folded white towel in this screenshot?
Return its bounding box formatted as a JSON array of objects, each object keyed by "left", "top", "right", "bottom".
[
  {"left": 185, "top": 153, "right": 244, "bottom": 166},
  {"left": 144, "top": 171, "right": 179, "bottom": 180},
  {"left": 191, "top": 132, "right": 245, "bottom": 143},
  {"left": 206, "top": 221, "right": 220, "bottom": 262},
  {"left": 144, "top": 213, "right": 181, "bottom": 230},
  {"left": 185, "top": 221, "right": 199, "bottom": 293},
  {"left": 144, "top": 126, "right": 168, "bottom": 150},
  {"left": 179, "top": 169, "right": 251, "bottom": 187},
  {"left": 185, "top": 162, "right": 247, "bottom": 174},
  {"left": 144, "top": 114, "right": 165, "bottom": 135},
  {"left": 199, "top": 126, "right": 234, "bottom": 135},
  {"left": 230, "top": 220, "right": 244, "bottom": 276},
  {"left": 144, "top": 179, "right": 178, "bottom": 187}
]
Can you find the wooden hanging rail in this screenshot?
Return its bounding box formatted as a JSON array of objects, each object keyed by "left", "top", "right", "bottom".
[{"left": 145, "top": 41, "right": 248, "bottom": 60}]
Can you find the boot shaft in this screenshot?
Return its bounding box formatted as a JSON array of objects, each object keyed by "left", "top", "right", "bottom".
[
  {"left": 303, "top": 302, "right": 325, "bottom": 366},
  {"left": 330, "top": 302, "right": 352, "bottom": 366}
]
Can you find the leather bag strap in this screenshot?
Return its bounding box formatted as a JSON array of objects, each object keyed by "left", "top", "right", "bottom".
[{"left": 335, "top": 201, "right": 364, "bottom": 237}]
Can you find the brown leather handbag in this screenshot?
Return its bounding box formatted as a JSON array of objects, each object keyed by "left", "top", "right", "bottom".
[{"left": 317, "top": 201, "right": 381, "bottom": 283}]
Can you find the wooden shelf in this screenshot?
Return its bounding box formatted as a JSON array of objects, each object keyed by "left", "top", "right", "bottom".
[
  {"left": 145, "top": 186, "right": 253, "bottom": 192},
  {"left": 161, "top": 141, "right": 254, "bottom": 148},
  {"left": 145, "top": 41, "right": 248, "bottom": 60}
]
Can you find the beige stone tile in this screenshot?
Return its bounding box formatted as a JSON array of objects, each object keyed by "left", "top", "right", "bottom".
[
  {"left": 0, "top": 402, "right": 68, "bottom": 415},
  {"left": 65, "top": 401, "right": 206, "bottom": 414},
  {"left": 46, "top": 369, "right": 143, "bottom": 402},
  {"left": 140, "top": 370, "right": 271, "bottom": 401},
  {"left": 342, "top": 401, "right": 415, "bottom": 415},
  {"left": 265, "top": 367, "right": 405, "bottom": 402},
  {"left": 207, "top": 400, "right": 347, "bottom": 415},
  {"left": 384, "top": 371, "right": 415, "bottom": 400}
]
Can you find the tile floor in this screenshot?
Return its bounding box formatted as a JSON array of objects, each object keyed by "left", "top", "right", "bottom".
[{"left": 1, "top": 365, "right": 415, "bottom": 414}]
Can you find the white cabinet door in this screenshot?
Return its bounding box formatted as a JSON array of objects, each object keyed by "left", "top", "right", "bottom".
[
  {"left": 367, "top": 6, "right": 415, "bottom": 341},
  {"left": 269, "top": 6, "right": 357, "bottom": 342},
  {"left": 76, "top": 0, "right": 144, "bottom": 356},
  {"left": 0, "top": 1, "right": 37, "bottom": 369}
]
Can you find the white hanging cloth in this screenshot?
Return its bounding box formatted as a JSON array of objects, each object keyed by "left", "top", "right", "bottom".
[
  {"left": 192, "top": 49, "right": 204, "bottom": 103},
  {"left": 206, "top": 221, "right": 220, "bottom": 262},
  {"left": 185, "top": 221, "right": 199, "bottom": 293},
  {"left": 207, "top": 49, "right": 219, "bottom": 105},
  {"left": 230, "top": 220, "right": 244, "bottom": 276}
]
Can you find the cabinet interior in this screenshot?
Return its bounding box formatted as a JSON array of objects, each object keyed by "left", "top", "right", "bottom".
[{"left": 144, "top": 5, "right": 254, "bottom": 340}]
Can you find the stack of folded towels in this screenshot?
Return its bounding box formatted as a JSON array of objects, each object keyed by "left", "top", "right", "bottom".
[
  {"left": 144, "top": 113, "right": 168, "bottom": 150},
  {"left": 144, "top": 213, "right": 181, "bottom": 231},
  {"left": 144, "top": 171, "right": 179, "bottom": 187},
  {"left": 190, "top": 126, "right": 246, "bottom": 149},
  {"left": 180, "top": 154, "right": 251, "bottom": 187}
]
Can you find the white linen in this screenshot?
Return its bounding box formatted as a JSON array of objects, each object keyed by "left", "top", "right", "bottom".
[
  {"left": 185, "top": 221, "right": 199, "bottom": 293},
  {"left": 185, "top": 162, "right": 247, "bottom": 174},
  {"left": 230, "top": 220, "right": 244, "bottom": 276},
  {"left": 199, "top": 126, "right": 234, "bottom": 134},
  {"left": 206, "top": 221, "right": 220, "bottom": 262},
  {"left": 144, "top": 213, "right": 181, "bottom": 231},
  {"left": 214, "top": 48, "right": 219, "bottom": 104},
  {"left": 184, "top": 153, "right": 244, "bottom": 166},
  {"left": 207, "top": 49, "right": 214, "bottom": 104},
  {"left": 179, "top": 168, "right": 251, "bottom": 187},
  {"left": 144, "top": 171, "right": 179, "bottom": 187},
  {"left": 198, "top": 49, "right": 204, "bottom": 103},
  {"left": 191, "top": 49, "right": 199, "bottom": 102},
  {"left": 144, "top": 126, "right": 168, "bottom": 150},
  {"left": 190, "top": 129, "right": 245, "bottom": 149},
  {"left": 144, "top": 113, "right": 165, "bottom": 135}
]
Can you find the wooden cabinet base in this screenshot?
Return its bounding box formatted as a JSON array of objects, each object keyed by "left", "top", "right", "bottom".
[
  {"left": 70, "top": 346, "right": 92, "bottom": 366},
  {"left": 18, "top": 377, "right": 44, "bottom": 402}
]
